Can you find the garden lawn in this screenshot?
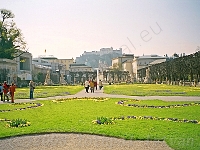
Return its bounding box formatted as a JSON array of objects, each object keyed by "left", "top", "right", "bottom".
[
  {"left": 0, "top": 98, "right": 200, "bottom": 150},
  {"left": 103, "top": 84, "right": 200, "bottom": 96},
  {"left": 14, "top": 85, "right": 84, "bottom": 99}
]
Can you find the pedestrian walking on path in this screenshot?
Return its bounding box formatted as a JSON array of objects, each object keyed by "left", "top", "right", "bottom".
[
  {"left": 94, "top": 80, "right": 97, "bottom": 90},
  {"left": 29, "top": 80, "right": 35, "bottom": 99},
  {"left": 3, "top": 81, "right": 9, "bottom": 102},
  {"left": 84, "top": 79, "right": 89, "bottom": 93},
  {"left": 0, "top": 83, "right": 3, "bottom": 101},
  {"left": 99, "top": 79, "right": 103, "bottom": 90},
  {"left": 9, "top": 83, "right": 16, "bottom": 103},
  {"left": 89, "top": 79, "right": 95, "bottom": 93}
]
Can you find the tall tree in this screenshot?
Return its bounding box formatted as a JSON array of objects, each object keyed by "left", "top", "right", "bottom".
[{"left": 0, "top": 9, "right": 27, "bottom": 59}]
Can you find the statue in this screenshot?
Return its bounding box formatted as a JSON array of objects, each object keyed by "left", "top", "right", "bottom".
[
  {"left": 144, "top": 67, "right": 151, "bottom": 83},
  {"left": 44, "top": 70, "right": 53, "bottom": 85},
  {"left": 60, "top": 73, "right": 67, "bottom": 85}
]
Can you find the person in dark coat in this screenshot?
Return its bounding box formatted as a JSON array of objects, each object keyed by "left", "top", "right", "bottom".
[
  {"left": 0, "top": 83, "right": 3, "bottom": 101},
  {"left": 3, "top": 81, "right": 9, "bottom": 102}
]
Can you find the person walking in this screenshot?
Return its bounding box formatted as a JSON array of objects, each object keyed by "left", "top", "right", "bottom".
[
  {"left": 3, "top": 81, "right": 9, "bottom": 102},
  {"left": 29, "top": 80, "right": 35, "bottom": 99},
  {"left": 84, "top": 79, "right": 89, "bottom": 93},
  {"left": 94, "top": 80, "right": 97, "bottom": 90},
  {"left": 89, "top": 79, "right": 95, "bottom": 93},
  {"left": 0, "top": 83, "right": 3, "bottom": 101},
  {"left": 9, "top": 83, "right": 16, "bottom": 103},
  {"left": 99, "top": 80, "right": 103, "bottom": 90}
]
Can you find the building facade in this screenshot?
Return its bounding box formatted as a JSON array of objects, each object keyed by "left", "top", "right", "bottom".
[
  {"left": 50, "top": 58, "right": 74, "bottom": 74},
  {"left": 69, "top": 63, "right": 95, "bottom": 83},
  {"left": 0, "top": 58, "right": 17, "bottom": 84},
  {"left": 132, "top": 55, "right": 166, "bottom": 81},
  {"left": 15, "top": 52, "right": 32, "bottom": 81},
  {"left": 112, "top": 54, "right": 134, "bottom": 68}
]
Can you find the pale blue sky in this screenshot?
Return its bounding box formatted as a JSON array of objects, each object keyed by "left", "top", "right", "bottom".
[{"left": 1, "top": 0, "right": 200, "bottom": 59}]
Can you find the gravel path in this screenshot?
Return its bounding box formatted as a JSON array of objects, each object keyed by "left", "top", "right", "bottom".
[
  {"left": 0, "top": 133, "right": 173, "bottom": 150},
  {"left": 2, "top": 88, "right": 200, "bottom": 104}
]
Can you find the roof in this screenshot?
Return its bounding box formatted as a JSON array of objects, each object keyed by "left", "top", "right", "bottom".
[
  {"left": 34, "top": 64, "right": 52, "bottom": 69},
  {"left": 38, "top": 55, "right": 58, "bottom": 60},
  {"left": 149, "top": 59, "right": 166, "bottom": 65},
  {"left": 135, "top": 55, "right": 166, "bottom": 59},
  {"left": 70, "top": 64, "right": 88, "bottom": 67},
  {"left": 122, "top": 59, "right": 132, "bottom": 64}
]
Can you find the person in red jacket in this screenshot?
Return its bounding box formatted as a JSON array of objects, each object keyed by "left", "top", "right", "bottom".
[
  {"left": 9, "top": 83, "right": 16, "bottom": 103},
  {"left": 3, "top": 81, "right": 9, "bottom": 102}
]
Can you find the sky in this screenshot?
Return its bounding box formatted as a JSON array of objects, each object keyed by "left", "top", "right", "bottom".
[{"left": 1, "top": 0, "right": 200, "bottom": 59}]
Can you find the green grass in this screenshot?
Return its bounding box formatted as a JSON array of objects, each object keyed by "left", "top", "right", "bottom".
[
  {"left": 1, "top": 84, "right": 200, "bottom": 149},
  {"left": 14, "top": 85, "right": 84, "bottom": 99},
  {"left": 0, "top": 98, "right": 200, "bottom": 150},
  {"left": 103, "top": 84, "right": 200, "bottom": 96}
]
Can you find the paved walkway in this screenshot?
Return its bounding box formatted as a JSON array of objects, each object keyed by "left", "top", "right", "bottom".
[{"left": 1, "top": 88, "right": 200, "bottom": 104}]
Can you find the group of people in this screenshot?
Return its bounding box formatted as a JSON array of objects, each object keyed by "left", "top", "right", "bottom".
[
  {"left": 0, "top": 81, "right": 16, "bottom": 103},
  {"left": 0, "top": 80, "right": 35, "bottom": 103},
  {"left": 84, "top": 79, "right": 103, "bottom": 93},
  {"left": 0, "top": 79, "right": 103, "bottom": 102}
]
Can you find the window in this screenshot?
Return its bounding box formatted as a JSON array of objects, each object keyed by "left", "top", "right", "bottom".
[{"left": 41, "top": 60, "right": 48, "bottom": 63}]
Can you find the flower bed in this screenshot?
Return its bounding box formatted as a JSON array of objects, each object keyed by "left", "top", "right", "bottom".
[
  {"left": 117, "top": 100, "right": 200, "bottom": 108},
  {"left": 0, "top": 102, "right": 44, "bottom": 112},
  {"left": 92, "top": 99, "right": 200, "bottom": 125},
  {"left": 92, "top": 116, "right": 115, "bottom": 125},
  {"left": 0, "top": 118, "right": 31, "bottom": 128},
  {"left": 114, "top": 115, "right": 200, "bottom": 124},
  {"left": 92, "top": 115, "right": 200, "bottom": 125},
  {"left": 52, "top": 97, "right": 108, "bottom": 103}
]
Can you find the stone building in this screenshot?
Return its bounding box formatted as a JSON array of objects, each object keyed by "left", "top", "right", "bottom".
[
  {"left": 69, "top": 63, "right": 94, "bottom": 83},
  {"left": 0, "top": 58, "right": 17, "bottom": 84},
  {"left": 112, "top": 54, "right": 134, "bottom": 68},
  {"left": 15, "top": 52, "right": 32, "bottom": 81},
  {"left": 50, "top": 58, "right": 75, "bottom": 75},
  {"left": 0, "top": 52, "right": 32, "bottom": 85},
  {"left": 132, "top": 55, "right": 166, "bottom": 82}
]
